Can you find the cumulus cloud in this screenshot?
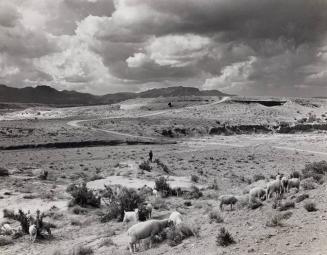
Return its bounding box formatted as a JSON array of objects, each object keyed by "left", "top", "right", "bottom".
[{"left": 0, "top": 0, "right": 327, "bottom": 96}]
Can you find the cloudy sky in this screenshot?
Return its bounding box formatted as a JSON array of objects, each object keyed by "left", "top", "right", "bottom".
[{"left": 0, "top": 0, "right": 327, "bottom": 96}]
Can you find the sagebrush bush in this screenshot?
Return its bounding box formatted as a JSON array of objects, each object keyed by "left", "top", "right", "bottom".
[
  {"left": 101, "top": 187, "right": 145, "bottom": 222},
  {"left": 68, "top": 183, "right": 101, "bottom": 208},
  {"left": 0, "top": 167, "right": 9, "bottom": 177},
  {"left": 302, "top": 161, "right": 327, "bottom": 182},
  {"left": 304, "top": 201, "right": 317, "bottom": 212},
  {"left": 0, "top": 236, "right": 13, "bottom": 246},
  {"left": 209, "top": 209, "right": 224, "bottom": 223},
  {"left": 152, "top": 197, "right": 169, "bottom": 210},
  {"left": 191, "top": 174, "right": 199, "bottom": 183},
  {"left": 295, "top": 193, "right": 309, "bottom": 203},
  {"left": 155, "top": 176, "right": 171, "bottom": 197},
  {"left": 71, "top": 205, "right": 88, "bottom": 215},
  {"left": 266, "top": 212, "right": 292, "bottom": 227},
  {"left": 278, "top": 200, "right": 295, "bottom": 211},
  {"left": 216, "top": 227, "right": 235, "bottom": 246},
  {"left": 301, "top": 178, "right": 316, "bottom": 190},
  {"left": 71, "top": 245, "right": 94, "bottom": 255},
  {"left": 139, "top": 161, "right": 152, "bottom": 171},
  {"left": 290, "top": 171, "right": 301, "bottom": 179},
  {"left": 184, "top": 185, "right": 203, "bottom": 199},
  {"left": 253, "top": 174, "right": 265, "bottom": 182},
  {"left": 154, "top": 159, "right": 170, "bottom": 173}
]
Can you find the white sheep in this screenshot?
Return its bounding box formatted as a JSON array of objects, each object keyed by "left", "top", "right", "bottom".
[
  {"left": 281, "top": 176, "right": 289, "bottom": 193},
  {"left": 146, "top": 203, "right": 153, "bottom": 219},
  {"left": 266, "top": 175, "right": 282, "bottom": 200},
  {"left": 249, "top": 187, "right": 266, "bottom": 203},
  {"left": 219, "top": 195, "right": 238, "bottom": 211},
  {"left": 287, "top": 178, "right": 300, "bottom": 192},
  {"left": 153, "top": 189, "right": 158, "bottom": 197},
  {"left": 127, "top": 219, "right": 169, "bottom": 253},
  {"left": 123, "top": 209, "right": 139, "bottom": 223},
  {"left": 29, "top": 224, "right": 37, "bottom": 243},
  {"left": 168, "top": 211, "right": 183, "bottom": 226}
]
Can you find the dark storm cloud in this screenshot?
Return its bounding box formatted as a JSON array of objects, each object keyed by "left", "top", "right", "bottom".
[{"left": 1, "top": 0, "right": 327, "bottom": 96}]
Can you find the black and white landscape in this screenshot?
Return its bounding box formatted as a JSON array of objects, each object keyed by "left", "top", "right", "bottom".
[{"left": 1, "top": 1, "right": 327, "bottom": 255}]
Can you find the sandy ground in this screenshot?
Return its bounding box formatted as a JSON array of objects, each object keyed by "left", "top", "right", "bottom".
[{"left": 1, "top": 96, "right": 327, "bottom": 255}]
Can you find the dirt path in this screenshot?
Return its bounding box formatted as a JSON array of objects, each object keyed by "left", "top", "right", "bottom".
[{"left": 66, "top": 97, "right": 230, "bottom": 140}]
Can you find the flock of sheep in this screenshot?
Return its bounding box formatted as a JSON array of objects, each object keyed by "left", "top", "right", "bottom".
[
  {"left": 122, "top": 173, "right": 301, "bottom": 253},
  {"left": 219, "top": 173, "right": 301, "bottom": 210}
]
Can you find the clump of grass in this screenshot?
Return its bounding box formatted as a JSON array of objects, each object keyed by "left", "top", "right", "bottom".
[
  {"left": 266, "top": 212, "right": 292, "bottom": 227},
  {"left": 216, "top": 227, "right": 235, "bottom": 246},
  {"left": 71, "top": 205, "right": 88, "bottom": 215},
  {"left": 304, "top": 201, "right": 317, "bottom": 212},
  {"left": 209, "top": 209, "right": 224, "bottom": 223}
]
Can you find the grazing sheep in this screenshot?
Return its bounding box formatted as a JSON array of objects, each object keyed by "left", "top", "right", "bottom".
[
  {"left": 281, "top": 176, "right": 289, "bottom": 193},
  {"left": 168, "top": 211, "right": 183, "bottom": 226},
  {"left": 219, "top": 195, "right": 238, "bottom": 211},
  {"left": 287, "top": 178, "right": 300, "bottom": 192},
  {"left": 127, "top": 219, "right": 169, "bottom": 253},
  {"left": 266, "top": 176, "right": 282, "bottom": 200},
  {"left": 123, "top": 209, "right": 139, "bottom": 223},
  {"left": 153, "top": 189, "right": 158, "bottom": 197},
  {"left": 29, "top": 224, "right": 37, "bottom": 243},
  {"left": 249, "top": 187, "right": 266, "bottom": 203},
  {"left": 146, "top": 203, "right": 153, "bottom": 219}
]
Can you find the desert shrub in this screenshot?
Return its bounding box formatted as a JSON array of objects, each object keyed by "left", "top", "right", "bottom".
[
  {"left": 278, "top": 200, "right": 295, "bottom": 211},
  {"left": 152, "top": 197, "right": 169, "bottom": 210},
  {"left": 253, "top": 174, "right": 265, "bottom": 182},
  {"left": 71, "top": 245, "right": 93, "bottom": 255},
  {"left": 0, "top": 167, "right": 9, "bottom": 176},
  {"left": 266, "top": 212, "right": 292, "bottom": 227},
  {"left": 166, "top": 223, "right": 198, "bottom": 247},
  {"left": 191, "top": 174, "right": 199, "bottom": 183},
  {"left": 302, "top": 161, "right": 327, "bottom": 182},
  {"left": 184, "top": 201, "right": 192, "bottom": 206},
  {"left": 154, "top": 159, "right": 170, "bottom": 173},
  {"left": 88, "top": 174, "right": 103, "bottom": 181},
  {"left": 71, "top": 206, "right": 88, "bottom": 215},
  {"left": 183, "top": 185, "right": 203, "bottom": 199},
  {"left": 301, "top": 178, "right": 316, "bottom": 190},
  {"left": 295, "top": 193, "right": 309, "bottom": 203},
  {"left": 99, "top": 238, "right": 115, "bottom": 248},
  {"left": 209, "top": 209, "right": 224, "bottom": 223},
  {"left": 71, "top": 219, "right": 83, "bottom": 226},
  {"left": 0, "top": 236, "right": 13, "bottom": 246},
  {"left": 68, "top": 183, "right": 101, "bottom": 208},
  {"left": 154, "top": 176, "right": 171, "bottom": 197},
  {"left": 290, "top": 171, "right": 301, "bottom": 179},
  {"left": 102, "top": 187, "right": 145, "bottom": 222},
  {"left": 39, "top": 170, "right": 48, "bottom": 180},
  {"left": 208, "top": 178, "right": 219, "bottom": 190},
  {"left": 304, "top": 201, "right": 317, "bottom": 212},
  {"left": 216, "top": 227, "right": 235, "bottom": 247},
  {"left": 139, "top": 161, "right": 152, "bottom": 171},
  {"left": 248, "top": 200, "right": 263, "bottom": 210}
]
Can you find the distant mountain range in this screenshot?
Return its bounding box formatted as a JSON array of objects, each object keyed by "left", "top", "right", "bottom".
[{"left": 0, "top": 84, "right": 229, "bottom": 106}]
